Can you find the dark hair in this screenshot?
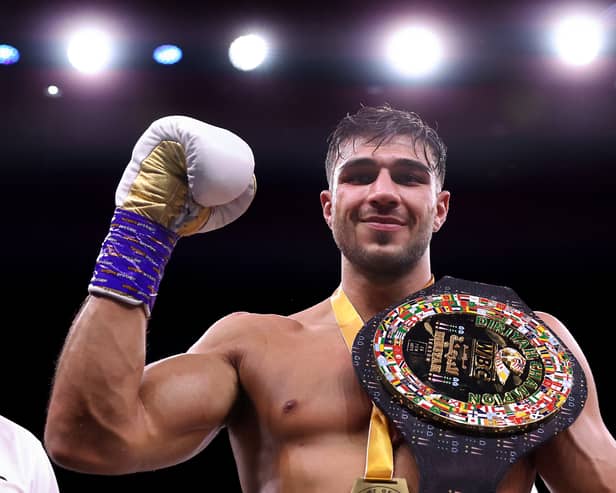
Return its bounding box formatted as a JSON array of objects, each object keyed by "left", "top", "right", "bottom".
[{"left": 324, "top": 104, "right": 447, "bottom": 189}]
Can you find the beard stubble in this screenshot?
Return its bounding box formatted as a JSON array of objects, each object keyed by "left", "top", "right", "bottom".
[{"left": 332, "top": 215, "right": 434, "bottom": 283}]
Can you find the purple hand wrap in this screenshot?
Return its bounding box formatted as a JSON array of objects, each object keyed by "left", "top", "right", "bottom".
[{"left": 88, "top": 208, "right": 179, "bottom": 316}]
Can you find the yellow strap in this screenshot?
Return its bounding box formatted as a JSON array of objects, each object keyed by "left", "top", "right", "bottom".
[
  {"left": 330, "top": 276, "right": 435, "bottom": 481},
  {"left": 331, "top": 287, "right": 392, "bottom": 480}
]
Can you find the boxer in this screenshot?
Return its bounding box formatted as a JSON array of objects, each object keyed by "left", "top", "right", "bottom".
[{"left": 45, "top": 106, "right": 616, "bottom": 492}]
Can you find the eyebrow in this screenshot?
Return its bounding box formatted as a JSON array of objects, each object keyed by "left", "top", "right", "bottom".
[{"left": 337, "top": 157, "right": 432, "bottom": 175}]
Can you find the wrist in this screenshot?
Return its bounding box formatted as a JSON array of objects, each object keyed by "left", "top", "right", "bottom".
[{"left": 88, "top": 208, "right": 179, "bottom": 317}]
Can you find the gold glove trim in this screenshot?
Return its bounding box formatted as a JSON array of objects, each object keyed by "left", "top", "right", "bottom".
[{"left": 122, "top": 141, "right": 212, "bottom": 234}]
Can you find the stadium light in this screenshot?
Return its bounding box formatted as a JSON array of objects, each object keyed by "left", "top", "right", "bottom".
[
  {"left": 153, "top": 44, "right": 183, "bottom": 65},
  {"left": 550, "top": 13, "right": 605, "bottom": 67},
  {"left": 0, "top": 44, "right": 20, "bottom": 65},
  {"left": 228, "top": 34, "right": 269, "bottom": 71},
  {"left": 385, "top": 25, "right": 444, "bottom": 78},
  {"left": 66, "top": 27, "right": 113, "bottom": 74},
  {"left": 46, "top": 85, "right": 61, "bottom": 97}
]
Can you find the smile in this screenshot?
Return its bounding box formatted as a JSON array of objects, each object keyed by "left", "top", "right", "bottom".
[
  {"left": 361, "top": 217, "right": 406, "bottom": 231},
  {"left": 363, "top": 222, "right": 404, "bottom": 232}
]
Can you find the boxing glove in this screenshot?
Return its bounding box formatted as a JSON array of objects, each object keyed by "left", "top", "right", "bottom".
[{"left": 88, "top": 116, "right": 256, "bottom": 316}]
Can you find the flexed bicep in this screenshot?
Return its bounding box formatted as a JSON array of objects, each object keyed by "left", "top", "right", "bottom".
[{"left": 133, "top": 350, "right": 240, "bottom": 470}]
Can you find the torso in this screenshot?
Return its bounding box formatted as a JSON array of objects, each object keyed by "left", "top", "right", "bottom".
[{"left": 223, "top": 300, "right": 538, "bottom": 493}]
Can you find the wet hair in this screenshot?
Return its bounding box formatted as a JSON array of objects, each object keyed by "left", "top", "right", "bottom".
[{"left": 324, "top": 104, "right": 447, "bottom": 189}]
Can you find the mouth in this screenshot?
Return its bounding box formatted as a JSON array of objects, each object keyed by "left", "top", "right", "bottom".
[{"left": 360, "top": 216, "right": 406, "bottom": 231}]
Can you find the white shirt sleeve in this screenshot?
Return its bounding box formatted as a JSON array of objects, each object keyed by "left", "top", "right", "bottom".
[
  {"left": 24, "top": 438, "right": 59, "bottom": 493},
  {"left": 0, "top": 415, "right": 59, "bottom": 493}
]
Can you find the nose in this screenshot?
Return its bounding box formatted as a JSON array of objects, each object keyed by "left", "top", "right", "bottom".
[{"left": 367, "top": 169, "right": 400, "bottom": 209}]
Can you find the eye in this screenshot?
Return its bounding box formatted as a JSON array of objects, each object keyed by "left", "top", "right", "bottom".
[
  {"left": 392, "top": 169, "right": 429, "bottom": 186},
  {"left": 340, "top": 169, "right": 376, "bottom": 185},
  {"left": 393, "top": 173, "right": 418, "bottom": 185}
]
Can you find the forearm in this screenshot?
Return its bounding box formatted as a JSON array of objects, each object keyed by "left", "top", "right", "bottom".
[{"left": 45, "top": 295, "right": 148, "bottom": 471}]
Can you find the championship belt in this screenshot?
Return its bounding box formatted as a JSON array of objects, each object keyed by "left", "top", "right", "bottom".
[{"left": 352, "top": 276, "right": 587, "bottom": 493}]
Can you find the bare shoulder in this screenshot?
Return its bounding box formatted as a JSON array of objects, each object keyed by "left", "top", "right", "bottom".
[
  {"left": 534, "top": 311, "right": 578, "bottom": 344},
  {"left": 533, "top": 310, "right": 594, "bottom": 398},
  {"left": 288, "top": 297, "right": 335, "bottom": 328},
  {"left": 533, "top": 311, "right": 588, "bottom": 367},
  {"left": 188, "top": 298, "right": 335, "bottom": 355}
]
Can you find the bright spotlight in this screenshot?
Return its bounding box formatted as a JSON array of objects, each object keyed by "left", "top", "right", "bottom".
[
  {"left": 153, "top": 44, "right": 183, "bottom": 65},
  {"left": 67, "top": 28, "right": 112, "bottom": 74},
  {"left": 386, "top": 26, "right": 444, "bottom": 77},
  {"left": 46, "top": 85, "right": 62, "bottom": 97},
  {"left": 0, "top": 44, "right": 20, "bottom": 65},
  {"left": 551, "top": 14, "right": 604, "bottom": 66},
  {"left": 228, "top": 34, "right": 269, "bottom": 71}
]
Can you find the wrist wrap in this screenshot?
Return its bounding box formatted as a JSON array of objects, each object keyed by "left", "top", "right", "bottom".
[{"left": 88, "top": 208, "right": 179, "bottom": 317}]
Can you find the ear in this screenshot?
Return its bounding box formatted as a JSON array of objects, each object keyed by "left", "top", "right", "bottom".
[
  {"left": 433, "top": 190, "right": 450, "bottom": 232},
  {"left": 320, "top": 190, "right": 333, "bottom": 229}
]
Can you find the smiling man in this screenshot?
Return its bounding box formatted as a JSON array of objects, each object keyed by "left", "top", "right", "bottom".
[
  {"left": 45, "top": 105, "right": 615, "bottom": 492},
  {"left": 321, "top": 112, "right": 449, "bottom": 290}
]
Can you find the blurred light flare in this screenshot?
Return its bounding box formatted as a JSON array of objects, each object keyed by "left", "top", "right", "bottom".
[
  {"left": 66, "top": 27, "right": 113, "bottom": 74},
  {"left": 46, "top": 85, "right": 61, "bottom": 97},
  {"left": 550, "top": 13, "right": 605, "bottom": 66},
  {"left": 153, "top": 44, "right": 183, "bottom": 65},
  {"left": 385, "top": 25, "right": 444, "bottom": 77},
  {"left": 228, "top": 34, "right": 269, "bottom": 71},
  {"left": 0, "top": 44, "right": 20, "bottom": 65}
]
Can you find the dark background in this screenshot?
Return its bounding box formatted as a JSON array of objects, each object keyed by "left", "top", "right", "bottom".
[{"left": 1, "top": 1, "right": 615, "bottom": 491}]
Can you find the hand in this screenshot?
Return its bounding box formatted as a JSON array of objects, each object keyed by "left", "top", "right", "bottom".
[
  {"left": 88, "top": 116, "right": 256, "bottom": 315},
  {"left": 116, "top": 115, "right": 256, "bottom": 235}
]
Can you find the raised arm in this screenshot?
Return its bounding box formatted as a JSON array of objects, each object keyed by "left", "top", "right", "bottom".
[
  {"left": 44, "top": 116, "right": 256, "bottom": 474},
  {"left": 533, "top": 311, "right": 616, "bottom": 492}
]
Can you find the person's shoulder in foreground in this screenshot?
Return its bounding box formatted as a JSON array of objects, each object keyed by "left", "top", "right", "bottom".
[{"left": 0, "top": 414, "right": 59, "bottom": 493}]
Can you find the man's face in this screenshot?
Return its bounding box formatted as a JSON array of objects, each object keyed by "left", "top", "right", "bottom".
[{"left": 320, "top": 134, "right": 450, "bottom": 280}]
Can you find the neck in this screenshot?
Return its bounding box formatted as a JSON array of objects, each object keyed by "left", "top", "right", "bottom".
[{"left": 339, "top": 255, "right": 434, "bottom": 321}]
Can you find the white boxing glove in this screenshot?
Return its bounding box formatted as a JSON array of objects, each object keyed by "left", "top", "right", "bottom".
[
  {"left": 88, "top": 116, "right": 256, "bottom": 316},
  {"left": 116, "top": 115, "right": 256, "bottom": 235}
]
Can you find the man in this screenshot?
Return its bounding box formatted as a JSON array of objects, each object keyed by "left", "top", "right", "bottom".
[
  {"left": 44, "top": 106, "right": 615, "bottom": 492},
  {"left": 1, "top": 414, "right": 59, "bottom": 492}
]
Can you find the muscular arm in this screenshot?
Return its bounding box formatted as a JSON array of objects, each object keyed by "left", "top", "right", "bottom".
[
  {"left": 533, "top": 311, "right": 616, "bottom": 492},
  {"left": 44, "top": 296, "right": 242, "bottom": 474},
  {"left": 45, "top": 115, "right": 256, "bottom": 475}
]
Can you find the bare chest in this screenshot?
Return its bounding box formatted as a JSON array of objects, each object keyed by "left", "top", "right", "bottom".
[
  {"left": 227, "top": 317, "right": 537, "bottom": 493},
  {"left": 236, "top": 325, "right": 373, "bottom": 440}
]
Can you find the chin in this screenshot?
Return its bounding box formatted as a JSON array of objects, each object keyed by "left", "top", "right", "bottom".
[
  {"left": 334, "top": 226, "right": 430, "bottom": 276},
  {"left": 341, "top": 231, "right": 430, "bottom": 273},
  {"left": 347, "top": 247, "right": 419, "bottom": 279}
]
